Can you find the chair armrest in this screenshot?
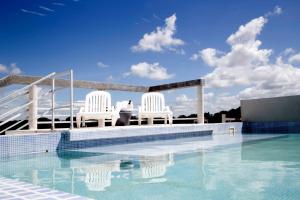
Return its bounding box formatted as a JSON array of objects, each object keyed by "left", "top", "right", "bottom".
[
  {"left": 78, "top": 107, "right": 84, "bottom": 113},
  {"left": 164, "top": 106, "right": 172, "bottom": 114},
  {"left": 138, "top": 106, "right": 142, "bottom": 113},
  {"left": 111, "top": 106, "right": 120, "bottom": 118},
  {"left": 111, "top": 106, "right": 115, "bottom": 112}
]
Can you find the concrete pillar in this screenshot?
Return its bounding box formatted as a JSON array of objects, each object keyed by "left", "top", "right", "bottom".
[
  {"left": 197, "top": 85, "right": 204, "bottom": 124},
  {"left": 29, "top": 85, "right": 38, "bottom": 130},
  {"left": 51, "top": 78, "right": 55, "bottom": 130}
]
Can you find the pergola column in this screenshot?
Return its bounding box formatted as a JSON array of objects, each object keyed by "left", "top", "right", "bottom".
[
  {"left": 28, "top": 85, "right": 38, "bottom": 130},
  {"left": 197, "top": 85, "right": 204, "bottom": 124}
]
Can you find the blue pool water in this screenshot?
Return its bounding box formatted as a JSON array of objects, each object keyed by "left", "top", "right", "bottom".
[{"left": 0, "top": 134, "right": 300, "bottom": 200}]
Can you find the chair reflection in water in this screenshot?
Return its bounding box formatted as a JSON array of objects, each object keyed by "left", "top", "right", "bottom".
[
  {"left": 140, "top": 154, "right": 174, "bottom": 179},
  {"left": 81, "top": 161, "right": 120, "bottom": 191}
]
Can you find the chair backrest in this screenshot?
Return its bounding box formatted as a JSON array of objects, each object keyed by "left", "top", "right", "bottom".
[
  {"left": 84, "top": 91, "right": 111, "bottom": 112},
  {"left": 141, "top": 92, "right": 165, "bottom": 112}
]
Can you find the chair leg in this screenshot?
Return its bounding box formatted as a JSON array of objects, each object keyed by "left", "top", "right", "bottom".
[
  {"left": 148, "top": 118, "right": 153, "bottom": 125},
  {"left": 111, "top": 117, "right": 116, "bottom": 127},
  {"left": 98, "top": 119, "right": 105, "bottom": 127},
  {"left": 76, "top": 116, "right": 81, "bottom": 128},
  {"left": 169, "top": 114, "right": 173, "bottom": 125},
  {"left": 82, "top": 117, "right": 86, "bottom": 127}
]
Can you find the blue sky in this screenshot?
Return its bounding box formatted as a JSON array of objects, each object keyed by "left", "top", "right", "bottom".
[{"left": 1, "top": 0, "right": 300, "bottom": 115}]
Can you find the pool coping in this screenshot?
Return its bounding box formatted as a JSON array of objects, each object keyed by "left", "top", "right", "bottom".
[{"left": 6, "top": 123, "right": 242, "bottom": 136}]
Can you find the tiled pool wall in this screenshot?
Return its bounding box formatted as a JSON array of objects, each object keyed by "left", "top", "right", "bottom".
[
  {"left": 242, "top": 121, "right": 300, "bottom": 134},
  {"left": 0, "top": 123, "right": 242, "bottom": 157}
]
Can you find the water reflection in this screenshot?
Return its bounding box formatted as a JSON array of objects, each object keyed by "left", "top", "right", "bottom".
[
  {"left": 139, "top": 154, "right": 174, "bottom": 182},
  {"left": 1, "top": 135, "right": 300, "bottom": 199},
  {"left": 0, "top": 151, "right": 176, "bottom": 193},
  {"left": 79, "top": 161, "right": 120, "bottom": 191}
]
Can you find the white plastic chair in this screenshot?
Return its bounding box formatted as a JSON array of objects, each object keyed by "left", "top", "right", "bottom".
[
  {"left": 76, "top": 91, "right": 118, "bottom": 128},
  {"left": 138, "top": 92, "right": 173, "bottom": 125}
]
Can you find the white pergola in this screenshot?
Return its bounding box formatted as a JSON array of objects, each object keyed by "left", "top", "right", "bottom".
[{"left": 0, "top": 74, "right": 205, "bottom": 130}]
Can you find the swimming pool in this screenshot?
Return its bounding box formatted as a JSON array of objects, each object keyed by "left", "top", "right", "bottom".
[{"left": 0, "top": 134, "right": 299, "bottom": 200}]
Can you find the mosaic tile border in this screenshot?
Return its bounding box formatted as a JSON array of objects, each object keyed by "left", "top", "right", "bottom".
[
  {"left": 242, "top": 121, "right": 300, "bottom": 134},
  {"left": 58, "top": 130, "right": 213, "bottom": 151}
]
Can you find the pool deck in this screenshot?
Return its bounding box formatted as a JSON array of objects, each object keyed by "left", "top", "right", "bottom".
[
  {"left": 1, "top": 123, "right": 243, "bottom": 158},
  {"left": 7, "top": 123, "right": 242, "bottom": 138},
  {"left": 0, "top": 177, "right": 90, "bottom": 200}
]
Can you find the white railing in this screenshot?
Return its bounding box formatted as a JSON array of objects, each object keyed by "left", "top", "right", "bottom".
[{"left": 0, "top": 70, "right": 73, "bottom": 134}]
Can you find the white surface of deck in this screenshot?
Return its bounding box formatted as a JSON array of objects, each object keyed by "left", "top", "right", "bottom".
[{"left": 68, "top": 123, "right": 242, "bottom": 141}]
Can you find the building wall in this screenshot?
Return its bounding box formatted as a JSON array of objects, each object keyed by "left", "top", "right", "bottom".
[{"left": 241, "top": 95, "right": 300, "bottom": 122}]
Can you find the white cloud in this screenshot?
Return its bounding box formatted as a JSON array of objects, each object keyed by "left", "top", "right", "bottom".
[
  {"left": 175, "top": 94, "right": 189, "bottom": 102},
  {"left": 191, "top": 48, "right": 221, "bottom": 66},
  {"left": 97, "top": 61, "right": 109, "bottom": 68},
  {"left": 288, "top": 53, "right": 300, "bottom": 64},
  {"left": 197, "top": 16, "right": 273, "bottom": 88},
  {"left": 0, "top": 63, "right": 22, "bottom": 75},
  {"left": 226, "top": 16, "right": 267, "bottom": 47},
  {"left": 125, "top": 62, "right": 174, "bottom": 80},
  {"left": 282, "top": 48, "right": 295, "bottom": 56},
  {"left": 172, "top": 94, "right": 196, "bottom": 116},
  {"left": 190, "top": 53, "right": 199, "bottom": 61},
  {"left": 39, "top": 6, "right": 55, "bottom": 12},
  {"left": 172, "top": 92, "right": 238, "bottom": 115},
  {"left": 190, "top": 10, "right": 300, "bottom": 113},
  {"left": 0, "top": 64, "right": 8, "bottom": 73},
  {"left": 52, "top": 2, "right": 65, "bottom": 6},
  {"left": 141, "top": 18, "right": 151, "bottom": 23},
  {"left": 174, "top": 48, "right": 186, "bottom": 55},
  {"left": 213, "top": 94, "right": 240, "bottom": 112},
  {"left": 131, "top": 14, "right": 184, "bottom": 52},
  {"left": 153, "top": 14, "right": 161, "bottom": 20},
  {"left": 10, "top": 63, "right": 22, "bottom": 75},
  {"left": 21, "top": 9, "right": 46, "bottom": 16},
  {"left": 106, "top": 75, "right": 114, "bottom": 82},
  {"left": 265, "top": 5, "right": 283, "bottom": 17},
  {"left": 274, "top": 6, "right": 283, "bottom": 15}
]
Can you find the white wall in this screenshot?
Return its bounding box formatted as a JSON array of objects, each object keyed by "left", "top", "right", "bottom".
[{"left": 241, "top": 95, "right": 300, "bottom": 122}]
